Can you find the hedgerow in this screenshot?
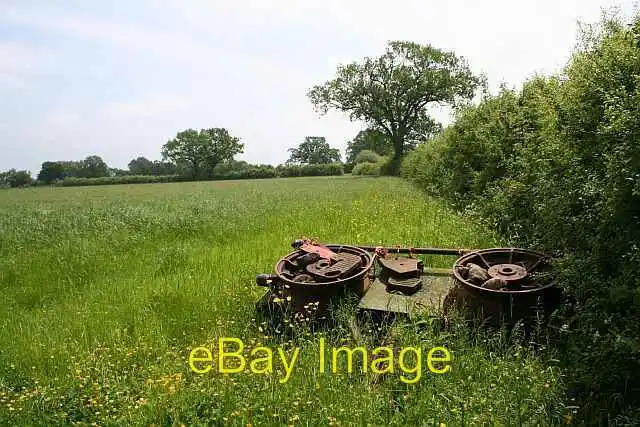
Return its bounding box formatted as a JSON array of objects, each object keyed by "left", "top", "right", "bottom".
[
  {"left": 275, "top": 163, "right": 343, "bottom": 177},
  {"left": 55, "top": 163, "right": 344, "bottom": 186},
  {"left": 402, "top": 13, "right": 640, "bottom": 423}
]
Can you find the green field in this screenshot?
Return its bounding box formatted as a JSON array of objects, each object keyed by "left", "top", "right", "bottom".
[{"left": 0, "top": 177, "right": 567, "bottom": 425}]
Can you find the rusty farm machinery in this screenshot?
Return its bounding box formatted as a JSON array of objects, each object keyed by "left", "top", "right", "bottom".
[{"left": 255, "top": 239, "right": 562, "bottom": 330}]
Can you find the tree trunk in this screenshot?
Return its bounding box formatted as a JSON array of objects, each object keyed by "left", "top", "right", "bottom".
[
  {"left": 192, "top": 160, "right": 199, "bottom": 180},
  {"left": 388, "top": 134, "right": 405, "bottom": 176}
]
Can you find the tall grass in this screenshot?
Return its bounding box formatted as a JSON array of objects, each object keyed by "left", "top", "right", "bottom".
[{"left": 0, "top": 177, "right": 567, "bottom": 425}]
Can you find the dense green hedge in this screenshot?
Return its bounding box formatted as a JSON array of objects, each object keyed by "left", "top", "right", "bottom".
[
  {"left": 355, "top": 149, "right": 382, "bottom": 164},
  {"left": 58, "top": 175, "right": 183, "bottom": 186},
  {"left": 402, "top": 15, "right": 640, "bottom": 423},
  {"left": 351, "top": 151, "right": 389, "bottom": 176},
  {"left": 212, "top": 164, "right": 278, "bottom": 180},
  {"left": 276, "top": 163, "right": 343, "bottom": 177},
  {"left": 56, "top": 163, "right": 343, "bottom": 186},
  {"left": 352, "top": 162, "right": 383, "bottom": 176}
]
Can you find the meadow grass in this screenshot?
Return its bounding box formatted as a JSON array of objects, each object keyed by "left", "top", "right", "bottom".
[{"left": 0, "top": 176, "right": 568, "bottom": 425}]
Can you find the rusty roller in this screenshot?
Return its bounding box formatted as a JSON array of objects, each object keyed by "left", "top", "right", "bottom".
[{"left": 447, "top": 248, "right": 561, "bottom": 325}]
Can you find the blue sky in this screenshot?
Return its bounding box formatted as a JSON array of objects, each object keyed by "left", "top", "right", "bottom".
[{"left": 0, "top": 0, "right": 634, "bottom": 174}]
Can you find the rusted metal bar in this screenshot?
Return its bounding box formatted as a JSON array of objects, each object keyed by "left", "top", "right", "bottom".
[{"left": 353, "top": 246, "right": 473, "bottom": 256}]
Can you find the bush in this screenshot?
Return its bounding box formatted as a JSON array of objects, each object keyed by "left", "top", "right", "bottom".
[
  {"left": 352, "top": 153, "right": 392, "bottom": 177},
  {"left": 343, "top": 163, "right": 355, "bottom": 174},
  {"left": 214, "top": 164, "right": 277, "bottom": 180},
  {"left": 0, "top": 169, "right": 34, "bottom": 188},
  {"left": 50, "top": 163, "right": 344, "bottom": 187},
  {"left": 276, "top": 163, "right": 343, "bottom": 177},
  {"left": 352, "top": 161, "right": 383, "bottom": 176},
  {"left": 401, "top": 13, "right": 640, "bottom": 423},
  {"left": 355, "top": 150, "right": 382, "bottom": 164},
  {"left": 58, "top": 175, "right": 183, "bottom": 186}
]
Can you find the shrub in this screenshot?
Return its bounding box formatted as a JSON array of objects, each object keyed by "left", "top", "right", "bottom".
[
  {"left": 0, "top": 169, "right": 34, "bottom": 188},
  {"left": 58, "top": 175, "right": 183, "bottom": 186},
  {"left": 343, "top": 163, "right": 355, "bottom": 174},
  {"left": 352, "top": 162, "right": 382, "bottom": 176},
  {"left": 276, "top": 163, "right": 343, "bottom": 177},
  {"left": 50, "top": 163, "right": 344, "bottom": 186},
  {"left": 355, "top": 150, "right": 382, "bottom": 164},
  {"left": 214, "top": 164, "right": 277, "bottom": 180}
]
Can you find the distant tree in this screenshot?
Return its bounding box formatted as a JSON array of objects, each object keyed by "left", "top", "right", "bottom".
[
  {"left": 109, "top": 168, "right": 130, "bottom": 177},
  {"left": 287, "top": 136, "right": 341, "bottom": 164},
  {"left": 151, "top": 160, "right": 178, "bottom": 176},
  {"left": 404, "top": 117, "right": 443, "bottom": 147},
  {"left": 37, "top": 161, "right": 66, "bottom": 184},
  {"left": 58, "top": 161, "right": 82, "bottom": 178},
  {"left": 128, "top": 157, "right": 154, "bottom": 175},
  {"left": 2, "top": 169, "right": 33, "bottom": 187},
  {"left": 345, "top": 129, "right": 393, "bottom": 165},
  {"left": 308, "top": 40, "right": 482, "bottom": 173},
  {"left": 212, "top": 160, "right": 250, "bottom": 175},
  {"left": 161, "top": 128, "right": 244, "bottom": 179},
  {"left": 77, "top": 155, "right": 109, "bottom": 178},
  {"left": 127, "top": 158, "right": 178, "bottom": 176}
]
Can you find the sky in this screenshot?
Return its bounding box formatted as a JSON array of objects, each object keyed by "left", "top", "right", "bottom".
[{"left": 0, "top": 0, "right": 635, "bottom": 174}]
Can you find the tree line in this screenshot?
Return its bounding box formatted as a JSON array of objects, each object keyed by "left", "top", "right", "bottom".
[
  {"left": 1, "top": 126, "right": 410, "bottom": 188},
  {"left": 3, "top": 39, "right": 478, "bottom": 187}
]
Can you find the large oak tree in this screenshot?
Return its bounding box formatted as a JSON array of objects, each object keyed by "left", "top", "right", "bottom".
[
  {"left": 287, "top": 136, "right": 341, "bottom": 164},
  {"left": 308, "top": 41, "right": 481, "bottom": 173},
  {"left": 162, "top": 128, "right": 243, "bottom": 179}
]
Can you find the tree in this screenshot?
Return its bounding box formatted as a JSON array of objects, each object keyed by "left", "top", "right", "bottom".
[
  {"left": 287, "top": 136, "right": 341, "bottom": 164},
  {"left": 78, "top": 155, "right": 109, "bottom": 178},
  {"left": 150, "top": 161, "right": 178, "bottom": 176},
  {"left": 161, "top": 128, "right": 244, "bottom": 179},
  {"left": 128, "top": 157, "right": 179, "bottom": 176},
  {"left": 37, "top": 161, "right": 66, "bottom": 183},
  {"left": 404, "top": 116, "right": 443, "bottom": 147},
  {"left": 212, "top": 159, "right": 250, "bottom": 176},
  {"left": 345, "top": 128, "right": 393, "bottom": 165},
  {"left": 128, "top": 157, "right": 154, "bottom": 175},
  {"left": 308, "top": 40, "right": 481, "bottom": 173},
  {"left": 58, "top": 161, "right": 81, "bottom": 178},
  {"left": 1, "top": 169, "right": 33, "bottom": 187},
  {"left": 109, "top": 168, "right": 130, "bottom": 177}
]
